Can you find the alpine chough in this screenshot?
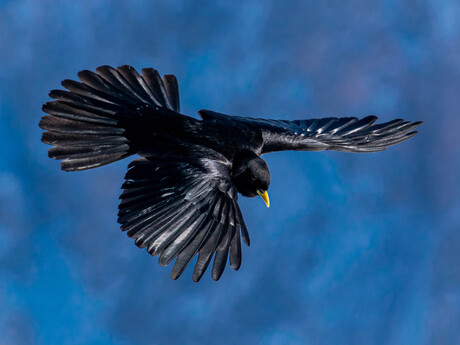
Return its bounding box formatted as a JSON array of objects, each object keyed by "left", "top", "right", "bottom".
[{"left": 40, "top": 65, "right": 422, "bottom": 281}]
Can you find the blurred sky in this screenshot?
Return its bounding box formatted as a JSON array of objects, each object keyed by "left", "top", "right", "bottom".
[{"left": 1, "top": 1, "right": 459, "bottom": 344}]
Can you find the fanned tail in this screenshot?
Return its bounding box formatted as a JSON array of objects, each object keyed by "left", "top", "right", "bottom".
[{"left": 40, "top": 65, "right": 180, "bottom": 171}]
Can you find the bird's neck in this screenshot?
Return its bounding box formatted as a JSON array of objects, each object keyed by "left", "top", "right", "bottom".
[
  {"left": 231, "top": 151, "right": 264, "bottom": 197},
  {"left": 231, "top": 150, "right": 258, "bottom": 176}
]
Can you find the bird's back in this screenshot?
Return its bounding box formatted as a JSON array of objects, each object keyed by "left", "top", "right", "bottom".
[{"left": 196, "top": 109, "right": 265, "bottom": 160}]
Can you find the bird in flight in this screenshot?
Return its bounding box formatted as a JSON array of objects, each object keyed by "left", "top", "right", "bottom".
[{"left": 40, "top": 65, "right": 422, "bottom": 281}]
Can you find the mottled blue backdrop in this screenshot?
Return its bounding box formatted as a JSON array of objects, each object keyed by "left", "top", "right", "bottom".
[{"left": 1, "top": 1, "right": 459, "bottom": 344}]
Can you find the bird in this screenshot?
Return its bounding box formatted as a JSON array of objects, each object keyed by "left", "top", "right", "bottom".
[{"left": 39, "top": 65, "right": 422, "bottom": 282}]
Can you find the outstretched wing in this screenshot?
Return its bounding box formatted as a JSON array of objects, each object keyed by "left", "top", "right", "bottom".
[
  {"left": 252, "top": 115, "right": 423, "bottom": 154},
  {"left": 200, "top": 111, "right": 421, "bottom": 154},
  {"left": 117, "top": 144, "right": 249, "bottom": 282}
]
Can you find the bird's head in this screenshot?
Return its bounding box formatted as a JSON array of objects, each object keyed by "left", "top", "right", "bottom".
[{"left": 231, "top": 151, "right": 271, "bottom": 207}]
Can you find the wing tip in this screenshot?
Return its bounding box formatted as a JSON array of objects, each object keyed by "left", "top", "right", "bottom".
[
  {"left": 230, "top": 263, "right": 241, "bottom": 271},
  {"left": 412, "top": 120, "right": 424, "bottom": 128},
  {"left": 170, "top": 272, "right": 180, "bottom": 280},
  {"left": 211, "top": 272, "right": 222, "bottom": 281}
]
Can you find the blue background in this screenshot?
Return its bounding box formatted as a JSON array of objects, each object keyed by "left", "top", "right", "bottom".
[{"left": 1, "top": 1, "right": 459, "bottom": 344}]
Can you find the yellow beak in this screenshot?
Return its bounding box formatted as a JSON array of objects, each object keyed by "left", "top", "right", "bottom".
[{"left": 256, "top": 189, "right": 270, "bottom": 208}]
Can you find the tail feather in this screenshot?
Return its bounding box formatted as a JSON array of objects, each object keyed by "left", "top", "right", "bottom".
[
  {"left": 42, "top": 131, "right": 127, "bottom": 146},
  {"left": 40, "top": 65, "right": 181, "bottom": 171},
  {"left": 39, "top": 115, "right": 124, "bottom": 135},
  {"left": 140, "top": 68, "right": 170, "bottom": 108},
  {"left": 49, "top": 89, "right": 122, "bottom": 114},
  {"left": 61, "top": 152, "right": 131, "bottom": 171},
  {"left": 42, "top": 101, "right": 118, "bottom": 125},
  {"left": 162, "top": 75, "right": 180, "bottom": 113}
]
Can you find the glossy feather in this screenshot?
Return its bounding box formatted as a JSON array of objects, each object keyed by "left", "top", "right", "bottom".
[
  {"left": 40, "top": 65, "right": 422, "bottom": 281},
  {"left": 117, "top": 147, "right": 247, "bottom": 281}
]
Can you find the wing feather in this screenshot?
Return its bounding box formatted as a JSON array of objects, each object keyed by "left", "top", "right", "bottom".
[
  {"left": 211, "top": 223, "right": 232, "bottom": 281},
  {"left": 251, "top": 114, "right": 422, "bottom": 153},
  {"left": 198, "top": 110, "right": 421, "bottom": 154},
  {"left": 118, "top": 146, "right": 249, "bottom": 281}
]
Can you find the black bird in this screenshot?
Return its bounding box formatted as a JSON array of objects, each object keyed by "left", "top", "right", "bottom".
[{"left": 40, "top": 65, "right": 422, "bottom": 281}]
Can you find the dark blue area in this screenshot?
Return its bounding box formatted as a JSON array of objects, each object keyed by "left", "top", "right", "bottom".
[{"left": 1, "top": 1, "right": 459, "bottom": 344}]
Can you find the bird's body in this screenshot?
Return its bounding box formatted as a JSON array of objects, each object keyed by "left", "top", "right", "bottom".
[
  {"left": 124, "top": 108, "right": 264, "bottom": 162},
  {"left": 40, "top": 65, "right": 422, "bottom": 281}
]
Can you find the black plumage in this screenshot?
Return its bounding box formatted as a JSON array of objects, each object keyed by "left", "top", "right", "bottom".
[{"left": 40, "top": 65, "right": 422, "bottom": 281}]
